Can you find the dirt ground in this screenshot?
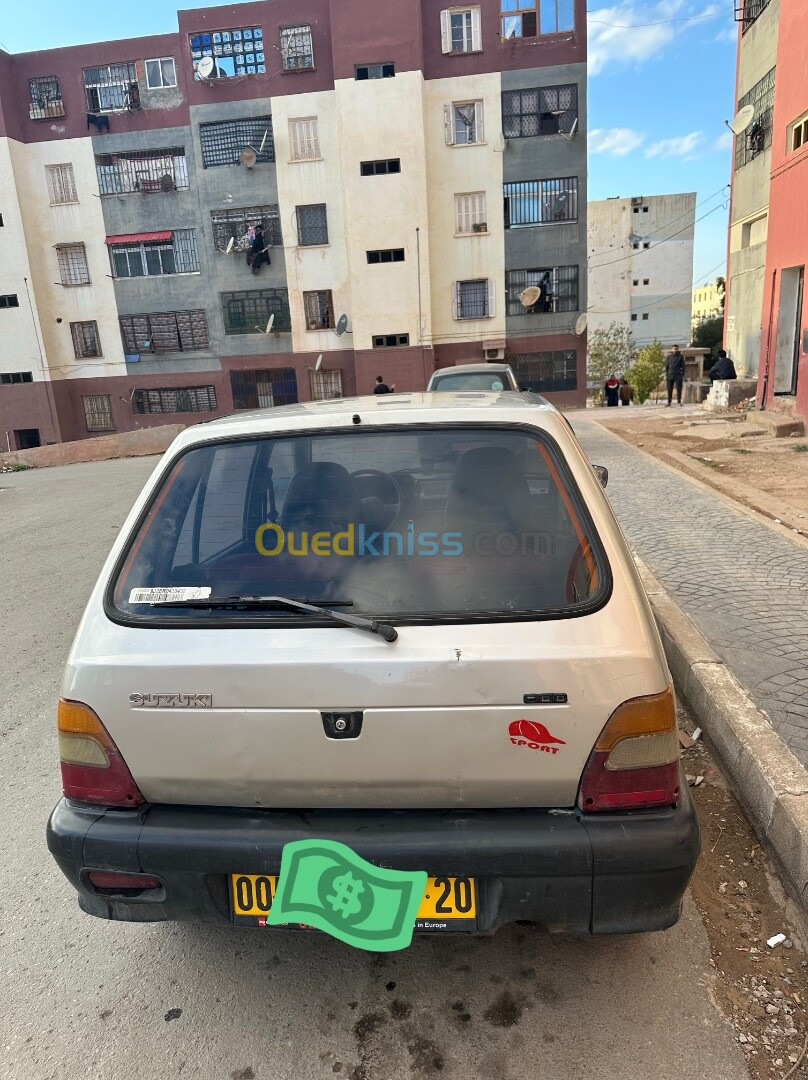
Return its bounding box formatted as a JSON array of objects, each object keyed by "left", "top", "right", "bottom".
[
  {"left": 682, "top": 697, "right": 808, "bottom": 1080},
  {"left": 593, "top": 405, "right": 808, "bottom": 531}
]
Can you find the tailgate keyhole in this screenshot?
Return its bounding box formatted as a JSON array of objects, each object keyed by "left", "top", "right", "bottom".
[{"left": 322, "top": 712, "right": 363, "bottom": 739}]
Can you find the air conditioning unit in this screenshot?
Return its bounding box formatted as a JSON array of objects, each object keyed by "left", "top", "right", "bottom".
[
  {"left": 485, "top": 347, "right": 506, "bottom": 361},
  {"left": 472, "top": 222, "right": 488, "bottom": 233},
  {"left": 631, "top": 196, "right": 643, "bottom": 207}
]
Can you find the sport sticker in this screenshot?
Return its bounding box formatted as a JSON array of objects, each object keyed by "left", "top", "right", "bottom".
[{"left": 509, "top": 718, "right": 566, "bottom": 755}]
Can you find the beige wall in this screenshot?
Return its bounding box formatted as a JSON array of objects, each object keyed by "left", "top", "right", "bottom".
[
  {"left": 8, "top": 136, "right": 127, "bottom": 381},
  {"left": 587, "top": 198, "right": 632, "bottom": 339}
]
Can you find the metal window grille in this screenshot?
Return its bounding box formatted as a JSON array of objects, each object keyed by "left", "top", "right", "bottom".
[
  {"left": 372, "top": 334, "right": 409, "bottom": 348},
  {"left": 455, "top": 192, "right": 487, "bottom": 234},
  {"left": 735, "top": 68, "right": 776, "bottom": 169},
  {"left": 0, "top": 371, "right": 33, "bottom": 383},
  {"left": 360, "top": 159, "right": 401, "bottom": 176},
  {"left": 280, "top": 25, "right": 314, "bottom": 70},
  {"left": 735, "top": 0, "right": 772, "bottom": 31},
  {"left": 70, "top": 321, "right": 102, "bottom": 358},
  {"left": 502, "top": 84, "right": 577, "bottom": 138},
  {"left": 83, "top": 394, "right": 114, "bottom": 431},
  {"left": 367, "top": 249, "right": 405, "bottom": 264},
  {"left": 0, "top": 295, "right": 20, "bottom": 309},
  {"left": 296, "top": 204, "right": 328, "bottom": 246},
  {"left": 132, "top": 386, "right": 218, "bottom": 415},
  {"left": 95, "top": 148, "right": 188, "bottom": 195},
  {"left": 310, "top": 369, "right": 343, "bottom": 400},
  {"left": 505, "top": 266, "right": 579, "bottom": 315},
  {"left": 46, "top": 164, "right": 78, "bottom": 204},
  {"left": 110, "top": 231, "right": 199, "bottom": 278},
  {"left": 510, "top": 350, "right": 578, "bottom": 393},
  {"left": 83, "top": 64, "right": 137, "bottom": 112},
  {"left": 211, "top": 206, "right": 282, "bottom": 251},
  {"left": 119, "top": 311, "right": 210, "bottom": 354},
  {"left": 199, "top": 117, "right": 274, "bottom": 168},
  {"left": 230, "top": 368, "right": 298, "bottom": 409},
  {"left": 355, "top": 63, "right": 395, "bottom": 80},
  {"left": 190, "top": 26, "right": 265, "bottom": 77},
  {"left": 57, "top": 244, "right": 91, "bottom": 286},
  {"left": 504, "top": 177, "right": 578, "bottom": 228},
  {"left": 289, "top": 117, "right": 321, "bottom": 160},
  {"left": 303, "top": 290, "right": 335, "bottom": 330},
  {"left": 221, "top": 289, "right": 292, "bottom": 334},
  {"left": 29, "top": 76, "right": 65, "bottom": 120},
  {"left": 457, "top": 280, "right": 488, "bottom": 319}
]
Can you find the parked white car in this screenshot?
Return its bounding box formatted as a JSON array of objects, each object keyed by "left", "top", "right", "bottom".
[{"left": 48, "top": 393, "right": 699, "bottom": 935}]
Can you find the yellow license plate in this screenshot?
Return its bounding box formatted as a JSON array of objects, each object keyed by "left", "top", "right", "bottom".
[{"left": 229, "top": 874, "right": 476, "bottom": 922}]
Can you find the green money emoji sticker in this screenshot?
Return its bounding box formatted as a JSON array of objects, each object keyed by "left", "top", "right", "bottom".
[{"left": 266, "top": 839, "right": 428, "bottom": 952}]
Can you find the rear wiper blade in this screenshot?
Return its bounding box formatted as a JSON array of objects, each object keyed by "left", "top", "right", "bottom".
[{"left": 152, "top": 594, "right": 398, "bottom": 643}]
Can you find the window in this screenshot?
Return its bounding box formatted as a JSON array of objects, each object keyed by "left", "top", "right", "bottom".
[
  {"left": 643, "top": 242, "right": 650, "bottom": 249},
  {"left": 57, "top": 244, "right": 91, "bottom": 286},
  {"left": 367, "top": 249, "right": 405, "bottom": 264},
  {"left": 642, "top": 313, "right": 649, "bottom": 321},
  {"left": 296, "top": 204, "right": 328, "bottom": 246},
  {"left": 303, "top": 290, "right": 335, "bottom": 330},
  {"left": 70, "top": 321, "right": 102, "bottom": 358},
  {"left": 643, "top": 206, "right": 649, "bottom": 213},
  {"left": 230, "top": 368, "right": 298, "bottom": 409},
  {"left": 46, "top": 164, "right": 78, "bottom": 205},
  {"left": 29, "top": 76, "right": 64, "bottom": 120},
  {"left": 145, "top": 58, "right": 177, "bottom": 89},
  {"left": 455, "top": 192, "right": 488, "bottom": 234},
  {"left": 190, "top": 27, "right": 264, "bottom": 77},
  {"left": 632, "top": 243, "right": 639, "bottom": 250},
  {"left": 310, "top": 369, "right": 343, "bottom": 400},
  {"left": 631, "top": 314, "right": 638, "bottom": 321},
  {"left": 511, "top": 350, "right": 577, "bottom": 393},
  {"left": 632, "top": 279, "right": 639, "bottom": 286},
  {"left": 644, "top": 278, "right": 650, "bottom": 285},
  {"left": 221, "top": 290, "right": 292, "bottom": 334},
  {"left": 360, "top": 159, "right": 401, "bottom": 176},
  {"left": 440, "top": 8, "right": 482, "bottom": 53},
  {"left": 83, "top": 64, "right": 137, "bottom": 113},
  {"left": 500, "top": 0, "right": 574, "bottom": 37},
  {"left": 109, "top": 231, "right": 199, "bottom": 277},
  {"left": 0, "top": 215, "right": 3, "bottom": 226},
  {"left": 211, "top": 206, "right": 282, "bottom": 252},
  {"left": 453, "top": 279, "right": 495, "bottom": 320},
  {"left": 83, "top": 394, "right": 114, "bottom": 432},
  {"left": 503, "top": 176, "right": 578, "bottom": 228},
  {"left": 0, "top": 295, "right": 20, "bottom": 309},
  {"left": 119, "top": 311, "right": 210, "bottom": 354},
  {"left": 0, "top": 370, "right": 32, "bottom": 382},
  {"left": 289, "top": 117, "right": 321, "bottom": 161},
  {"left": 735, "top": 68, "right": 775, "bottom": 169},
  {"left": 95, "top": 147, "right": 188, "bottom": 195},
  {"left": 505, "top": 266, "right": 579, "bottom": 315},
  {"left": 501, "top": 84, "right": 578, "bottom": 138},
  {"left": 445, "top": 101, "right": 484, "bottom": 145},
  {"left": 355, "top": 63, "right": 395, "bottom": 80},
  {"left": 199, "top": 117, "right": 274, "bottom": 167},
  {"left": 790, "top": 113, "right": 808, "bottom": 152},
  {"left": 280, "top": 25, "right": 314, "bottom": 70},
  {"left": 373, "top": 334, "right": 410, "bottom": 348},
  {"left": 133, "top": 386, "right": 218, "bottom": 415},
  {"left": 739, "top": 0, "right": 772, "bottom": 33}
]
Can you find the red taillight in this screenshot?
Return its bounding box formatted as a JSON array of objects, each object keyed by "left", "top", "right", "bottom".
[
  {"left": 58, "top": 700, "right": 145, "bottom": 809},
  {"left": 578, "top": 690, "right": 681, "bottom": 812},
  {"left": 87, "top": 871, "right": 160, "bottom": 891}
]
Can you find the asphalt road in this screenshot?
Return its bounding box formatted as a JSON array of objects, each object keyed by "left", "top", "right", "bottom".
[{"left": 0, "top": 456, "right": 749, "bottom": 1080}]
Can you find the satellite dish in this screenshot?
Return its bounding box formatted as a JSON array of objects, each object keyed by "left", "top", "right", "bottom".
[
  {"left": 565, "top": 117, "right": 579, "bottom": 140},
  {"left": 266, "top": 314, "right": 275, "bottom": 334},
  {"left": 315, "top": 354, "right": 323, "bottom": 371},
  {"left": 196, "top": 56, "right": 215, "bottom": 79},
  {"left": 519, "top": 286, "right": 541, "bottom": 309},
  {"left": 159, "top": 173, "right": 175, "bottom": 192},
  {"left": 335, "top": 314, "right": 349, "bottom": 337},
  {"left": 258, "top": 130, "right": 268, "bottom": 155},
  {"left": 727, "top": 104, "right": 755, "bottom": 136},
  {"left": 225, "top": 236, "right": 235, "bottom": 254},
  {"left": 240, "top": 146, "right": 257, "bottom": 169},
  {"left": 574, "top": 313, "right": 588, "bottom": 336}
]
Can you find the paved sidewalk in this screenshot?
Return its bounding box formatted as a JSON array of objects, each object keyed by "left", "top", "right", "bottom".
[{"left": 572, "top": 415, "right": 808, "bottom": 766}]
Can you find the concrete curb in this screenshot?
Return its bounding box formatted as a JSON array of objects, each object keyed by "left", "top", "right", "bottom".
[{"left": 636, "top": 557, "right": 808, "bottom": 914}]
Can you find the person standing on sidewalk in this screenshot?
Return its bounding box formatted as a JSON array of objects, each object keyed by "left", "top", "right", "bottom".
[
  {"left": 373, "top": 375, "right": 395, "bottom": 395},
  {"left": 604, "top": 374, "right": 620, "bottom": 407},
  {"left": 665, "top": 345, "right": 685, "bottom": 406},
  {"left": 619, "top": 378, "right": 635, "bottom": 406}
]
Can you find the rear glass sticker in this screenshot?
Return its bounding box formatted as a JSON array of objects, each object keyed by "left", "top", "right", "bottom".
[{"left": 128, "top": 587, "right": 212, "bottom": 605}]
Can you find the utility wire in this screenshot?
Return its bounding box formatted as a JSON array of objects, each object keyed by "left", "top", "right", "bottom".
[
  {"left": 589, "top": 258, "right": 727, "bottom": 315},
  {"left": 586, "top": 5, "right": 733, "bottom": 28},
  {"left": 588, "top": 200, "right": 728, "bottom": 272}
]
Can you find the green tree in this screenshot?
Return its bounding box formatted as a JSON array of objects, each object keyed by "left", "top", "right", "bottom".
[
  {"left": 587, "top": 323, "right": 636, "bottom": 403},
  {"left": 627, "top": 340, "right": 666, "bottom": 404},
  {"left": 692, "top": 315, "right": 724, "bottom": 359}
]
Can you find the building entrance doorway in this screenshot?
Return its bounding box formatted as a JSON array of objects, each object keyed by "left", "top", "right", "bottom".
[
  {"left": 14, "top": 428, "right": 41, "bottom": 450},
  {"left": 774, "top": 266, "right": 804, "bottom": 396}
]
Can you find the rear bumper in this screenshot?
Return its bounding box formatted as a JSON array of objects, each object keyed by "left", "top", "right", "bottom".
[{"left": 47, "top": 778, "right": 700, "bottom": 935}]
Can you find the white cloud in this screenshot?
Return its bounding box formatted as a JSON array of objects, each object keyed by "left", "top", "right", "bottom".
[
  {"left": 645, "top": 131, "right": 704, "bottom": 160},
  {"left": 588, "top": 2, "right": 723, "bottom": 76},
  {"left": 713, "top": 131, "right": 734, "bottom": 152},
  {"left": 589, "top": 128, "right": 646, "bottom": 156},
  {"left": 714, "top": 24, "right": 738, "bottom": 42}
]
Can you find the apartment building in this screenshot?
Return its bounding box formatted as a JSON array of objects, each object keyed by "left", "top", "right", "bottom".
[
  {"left": 692, "top": 278, "right": 724, "bottom": 327},
  {"left": 0, "top": 0, "right": 587, "bottom": 448},
  {"left": 726, "top": 0, "right": 807, "bottom": 420},
  {"left": 587, "top": 193, "right": 696, "bottom": 349}
]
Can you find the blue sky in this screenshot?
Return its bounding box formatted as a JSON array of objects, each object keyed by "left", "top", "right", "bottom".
[{"left": 2, "top": 0, "right": 738, "bottom": 290}]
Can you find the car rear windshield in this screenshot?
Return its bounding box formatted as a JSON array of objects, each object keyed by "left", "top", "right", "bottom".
[
  {"left": 431, "top": 373, "right": 511, "bottom": 392},
  {"left": 111, "top": 426, "right": 608, "bottom": 622}
]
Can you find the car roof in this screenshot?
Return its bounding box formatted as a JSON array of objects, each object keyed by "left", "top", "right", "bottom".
[
  {"left": 431, "top": 364, "right": 513, "bottom": 375},
  {"left": 171, "top": 393, "right": 560, "bottom": 449}
]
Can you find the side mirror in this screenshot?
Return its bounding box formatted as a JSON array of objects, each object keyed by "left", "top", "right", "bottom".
[{"left": 592, "top": 465, "right": 609, "bottom": 489}]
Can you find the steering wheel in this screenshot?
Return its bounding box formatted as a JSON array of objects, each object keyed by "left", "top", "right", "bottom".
[{"left": 351, "top": 469, "right": 403, "bottom": 532}]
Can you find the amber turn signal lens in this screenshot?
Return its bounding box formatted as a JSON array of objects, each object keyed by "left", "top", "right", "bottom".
[{"left": 594, "top": 689, "right": 676, "bottom": 753}]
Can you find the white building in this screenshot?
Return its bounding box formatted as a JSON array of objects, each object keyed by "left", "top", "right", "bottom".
[{"left": 587, "top": 193, "right": 696, "bottom": 348}]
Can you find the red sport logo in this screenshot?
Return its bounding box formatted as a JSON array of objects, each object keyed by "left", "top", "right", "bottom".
[{"left": 509, "top": 719, "right": 566, "bottom": 756}]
